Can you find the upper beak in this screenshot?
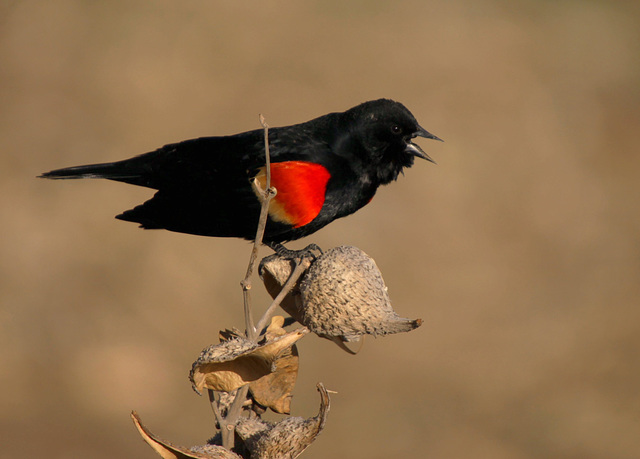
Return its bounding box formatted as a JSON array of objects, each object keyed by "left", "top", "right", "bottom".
[{"left": 405, "top": 126, "right": 443, "bottom": 164}]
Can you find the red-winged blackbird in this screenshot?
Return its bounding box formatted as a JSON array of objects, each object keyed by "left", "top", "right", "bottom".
[{"left": 40, "top": 99, "right": 441, "bottom": 244}]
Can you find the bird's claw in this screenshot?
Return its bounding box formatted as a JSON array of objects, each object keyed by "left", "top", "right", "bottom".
[{"left": 267, "top": 242, "right": 323, "bottom": 261}]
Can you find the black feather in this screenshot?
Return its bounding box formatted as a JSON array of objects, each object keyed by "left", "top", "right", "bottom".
[{"left": 40, "top": 99, "right": 440, "bottom": 243}]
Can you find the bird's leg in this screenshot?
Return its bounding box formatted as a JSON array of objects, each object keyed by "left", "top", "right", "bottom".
[{"left": 266, "top": 241, "right": 323, "bottom": 260}]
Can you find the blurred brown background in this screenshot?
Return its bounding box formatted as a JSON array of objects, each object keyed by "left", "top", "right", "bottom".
[{"left": 2, "top": 1, "right": 639, "bottom": 457}]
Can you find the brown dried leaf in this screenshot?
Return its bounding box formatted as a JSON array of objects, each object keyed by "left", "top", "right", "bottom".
[
  {"left": 190, "top": 326, "right": 308, "bottom": 394},
  {"left": 249, "top": 341, "right": 299, "bottom": 414},
  {"left": 244, "top": 317, "right": 301, "bottom": 414},
  {"left": 264, "top": 315, "right": 287, "bottom": 338},
  {"left": 131, "top": 411, "right": 241, "bottom": 459}
]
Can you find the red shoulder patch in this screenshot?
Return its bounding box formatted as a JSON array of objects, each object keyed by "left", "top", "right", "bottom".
[{"left": 254, "top": 161, "right": 330, "bottom": 228}]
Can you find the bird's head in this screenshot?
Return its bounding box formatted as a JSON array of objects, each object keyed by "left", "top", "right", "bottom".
[{"left": 345, "top": 99, "right": 442, "bottom": 184}]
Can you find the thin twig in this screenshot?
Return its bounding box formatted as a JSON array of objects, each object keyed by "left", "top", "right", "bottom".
[
  {"left": 208, "top": 389, "right": 223, "bottom": 426},
  {"left": 254, "top": 256, "right": 313, "bottom": 338},
  {"left": 241, "top": 115, "right": 276, "bottom": 342},
  {"left": 227, "top": 385, "right": 250, "bottom": 423},
  {"left": 260, "top": 114, "right": 272, "bottom": 198},
  {"left": 220, "top": 385, "right": 250, "bottom": 449},
  {"left": 218, "top": 115, "right": 275, "bottom": 450}
]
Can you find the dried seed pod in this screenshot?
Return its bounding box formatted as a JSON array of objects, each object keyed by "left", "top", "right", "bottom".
[
  {"left": 189, "top": 323, "right": 307, "bottom": 394},
  {"left": 234, "top": 417, "right": 271, "bottom": 450},
  {"left": 131, "top": 411, "right": 242, "bottom": 459},
  {"left": 237, "top": 383, "right": 330, "bottom": 459},
  {"left": 260, "top": 246, "right": 422, "bottom": 350},
  {"left": 300, "top": 245, "right": 422, "bottom": 341},
  {"left": 132, "top": 383, "right": 329, "bottom": 459}
]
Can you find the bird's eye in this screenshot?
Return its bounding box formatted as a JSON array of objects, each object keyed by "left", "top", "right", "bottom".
[{"left": 391, "top": 125, "right": 403, "bottom": 135}]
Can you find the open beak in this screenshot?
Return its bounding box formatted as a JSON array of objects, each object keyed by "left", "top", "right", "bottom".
[{"left": 405, "top": 126, "right": 443, "bottom": 164}]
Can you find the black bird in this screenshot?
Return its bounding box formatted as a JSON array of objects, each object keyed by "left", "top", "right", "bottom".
[{"left": 40, "top": 99, "right": 441, "bottom": 245}]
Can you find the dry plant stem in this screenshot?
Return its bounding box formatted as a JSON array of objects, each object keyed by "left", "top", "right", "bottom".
[
  {"left": 208, "top": 389, "right": 224, "bottom": 426},
  {"left": 255, "top": 257, "right": 312, "bottom": 338},
  {"left": 208, "top": 386, "right": 251, "bottom": 450},
  {"left": 216, "top": 115, "right": 273, "bottom": 450},
  {"left": 241, "top": 114, "right": 275, "bottom": 342},
  {"left": 220, "top": 385, "right": 250, "bottom": 449},
  {"left": 241, "top": 188, "right": 274, "bottom": 341}
]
